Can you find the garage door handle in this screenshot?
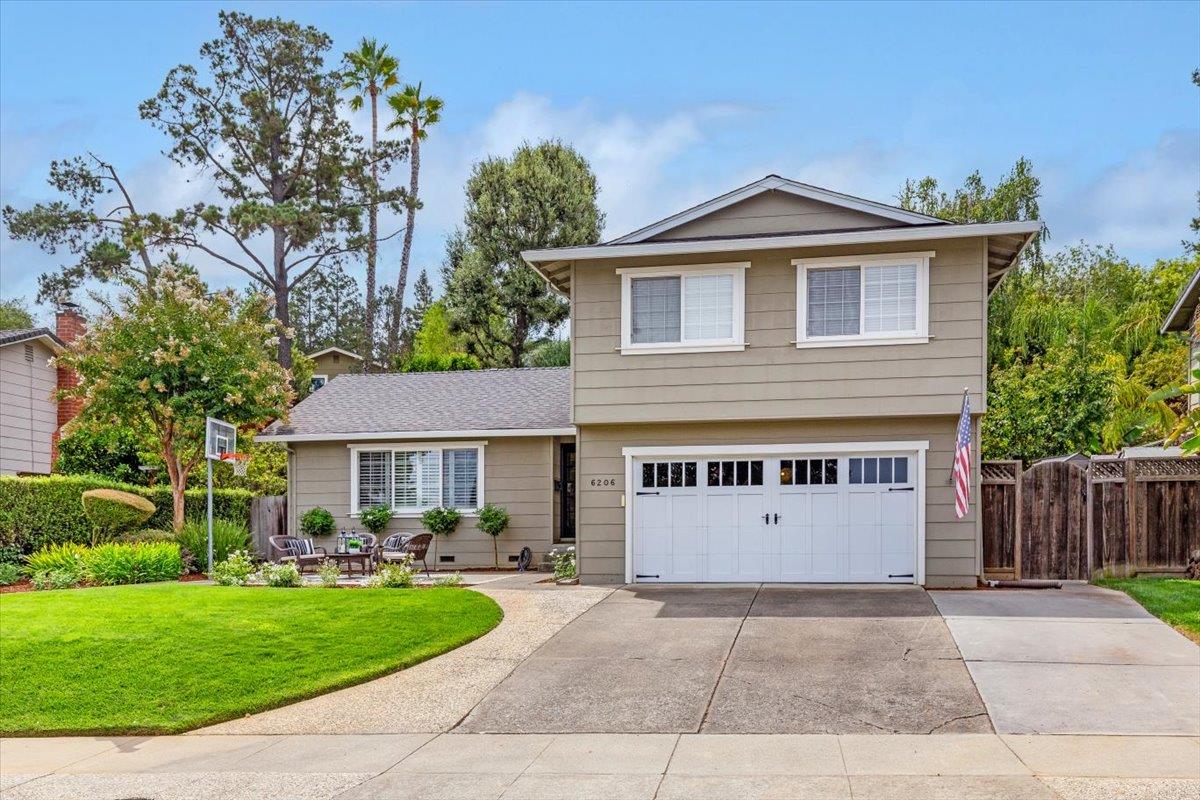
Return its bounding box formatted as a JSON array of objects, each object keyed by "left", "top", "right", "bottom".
[
  {"left": 888, "top": 487, "right": 914, "bottom": 492},
  {"left": 636, "top": 491, "right": 660, "bottom": 496}
]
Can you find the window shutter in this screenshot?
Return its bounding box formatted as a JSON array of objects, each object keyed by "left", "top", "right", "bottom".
[
  {"left": 358, "top": 451, "right": 392, "bottom": 508},
  {"left": 442, "top": 449, "right": 479, "bottom": 508}
]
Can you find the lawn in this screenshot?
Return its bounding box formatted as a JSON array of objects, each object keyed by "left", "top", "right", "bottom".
[
  {"left": 1095, "top": 577, "right": 1200, "bottom": 643},
  {"left": 0, "top": 582, "right": 503, "bottom": 735}
]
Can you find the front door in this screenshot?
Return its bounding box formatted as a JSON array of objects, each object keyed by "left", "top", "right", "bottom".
[{"left": 559, "top": 443, "right": 576, "bottom": 541}]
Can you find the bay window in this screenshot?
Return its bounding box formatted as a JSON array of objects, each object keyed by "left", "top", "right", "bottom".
[
  {"left": 352, "top": 445, "right": 484, "bottom": 514},
  {"left": 794, "top": 252, "right": 931, "bottom": 347},
  {"left": 619, "top": 263, "right": 747, "bottom": 354}
]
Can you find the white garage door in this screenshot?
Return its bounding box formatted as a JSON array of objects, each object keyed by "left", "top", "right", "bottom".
[{"left": 632, "top": 452, "right": 917, "bottom": 584}]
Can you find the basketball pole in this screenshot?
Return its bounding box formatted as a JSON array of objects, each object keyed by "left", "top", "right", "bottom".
[{"left": 206, "top": 456, "right": 214, "bottom": 575}]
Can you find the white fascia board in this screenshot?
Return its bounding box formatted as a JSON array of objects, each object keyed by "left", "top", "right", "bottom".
[
  {"left": 306, "top": 346, "right": 363, "bottom": 360},
  {"left": 622, "top": 441, "right": 930, "bottom": 458},
  {"left": 524, "top": 221, "right": 1044, "bottom": 264},
  {"left": 1161, "top": 268, "right": 1200, "bottom": 334},
  {"left": 258, "top": 427, "right": 576, "bottom": 443}
]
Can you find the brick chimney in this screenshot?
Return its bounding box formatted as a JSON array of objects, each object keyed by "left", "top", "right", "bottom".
[{"left": 51, "top": 307, "right": 86, "bottom": 466}]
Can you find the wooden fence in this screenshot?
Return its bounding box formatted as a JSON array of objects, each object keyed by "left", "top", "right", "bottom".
[
  {"left": 981, "top": 456, "right": 1200, "bottom": 580},
  {"left": 250, "top": 495, "right": 286, "bottom": 557}
]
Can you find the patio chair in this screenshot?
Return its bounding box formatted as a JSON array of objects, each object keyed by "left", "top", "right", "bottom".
[
  {"left": 269, "top": 535, "right": 327, "bottom": 574},
  {"left": 378, "top": 533, "right": 432, "bottom": 574}
]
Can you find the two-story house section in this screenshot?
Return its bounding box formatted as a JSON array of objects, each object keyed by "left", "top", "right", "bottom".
[{"left": 524, "top": 175, "right": 1041, "bottom": 588}]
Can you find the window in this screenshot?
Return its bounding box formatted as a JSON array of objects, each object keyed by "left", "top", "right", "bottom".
[
  {"left": 619, "top": 263, "right": 748, "bottom": 354},
  {"left": 641, "top": 461, "right": 697, "bottom": 488},
  {"left": 352, "top": 445, "right": 483, "bottom": 514},
  {"left": 707, "top": 460, "right": 763, "bottom": 486},
  {"left": 779, "top": 458, "right": 838, "bottom": 486},
  {"left": 849, "top": 456, "right": 909, "bottom": 485},
  {"left": 795, "top": 252, "right": 931, "bottom": 347},
  {"left": 310, "top": 375, "right": 328, "bottom": 392}
]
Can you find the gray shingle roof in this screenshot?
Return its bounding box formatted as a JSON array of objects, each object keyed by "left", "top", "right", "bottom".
[
  {"left": 0, "top": 328, "right": 64, "bottom": 350},
  {"left": 263, "top": 367, "right": 571, "bottom": 439}
]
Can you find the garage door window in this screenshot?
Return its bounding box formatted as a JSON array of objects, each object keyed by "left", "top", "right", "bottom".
[
  {"left": 780, "top": 458, "right": 838, "bottom": 485},
  {"left": 849, "top": 456, "right": 909, "bottom": 484},
  {"left": 642, "top": 461, "right": 698, "bottom": 488},
  {"left": 707, "top": 459, "right": 763, "bottom": 486}
]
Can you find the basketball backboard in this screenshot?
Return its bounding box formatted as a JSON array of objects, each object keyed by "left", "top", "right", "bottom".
[{"left": 205, "top": 417, "right": 236, "bottom": 461}]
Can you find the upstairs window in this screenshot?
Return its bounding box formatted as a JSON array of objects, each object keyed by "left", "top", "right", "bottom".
[
  {"left": 620, "top": 263, "right": 747, "bottom": 354},
  {"left": 795, "top": 252, "right": 932, "bottom": 347}
]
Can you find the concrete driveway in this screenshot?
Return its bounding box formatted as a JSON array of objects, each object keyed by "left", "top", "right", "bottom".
[
  {"left": 932, "top": 584, "right": 1200, "bottom": 735},
  {"left": 458, "top": 584, "right": 991, "bottom": 734}
]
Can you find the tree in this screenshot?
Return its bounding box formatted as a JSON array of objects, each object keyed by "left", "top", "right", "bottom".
[
  {"left": 385, "top": 83, "right": 444, "bottom": 359},
  {"left": 288, "top": 264, "right": 365, "bottom": 355},
  {"left": 0, "top": 298, "right": 34, "bottom": 329},
  {"left": 526, "top": 338, "right": 570, "bottom": 367},
  {"left": 399, "top": 268, "right": 435, "bottom": 353},
  {"left": 56, "top": 268, "right": 292, "bottom": 529},
  {"left": 444, "top": 141, "right": 603, "bottom": 367},
  {"left": 55, "top": 423, "right": 149, "bottom": 485},
  {"left": 342, "top": 38, "right": 400, "bottom": 370},
  {"left": 138, "top": 11, "right": 406, "bottom": 370}
]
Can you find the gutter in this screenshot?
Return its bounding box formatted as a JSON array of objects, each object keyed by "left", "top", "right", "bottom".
[{"left": 257, "top": 426, "right": 578, "bottom": 443}]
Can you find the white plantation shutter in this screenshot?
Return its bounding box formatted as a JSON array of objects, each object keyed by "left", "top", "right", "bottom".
[
  {"left": 394, "top": 450, "right": 439, "bottom": 509},
  {"left": 358, "top": 451, "right": 392, "bottom": 508},
  {"left": 683, "top": 273, "right": 733, "bottom": 341},
  {"left": 393, "top": 451, "right": 419, "bottom": 508},
  {"left": 442, "top": 448, "right": 479, "bottom": 508},
  {"left": 864, "top": 263, "right": 917, "bottom": 333}
]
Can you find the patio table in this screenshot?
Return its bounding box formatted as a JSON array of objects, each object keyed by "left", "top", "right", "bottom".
[{"left": 326, "top": 551, "right": 374, "bottom": 577}]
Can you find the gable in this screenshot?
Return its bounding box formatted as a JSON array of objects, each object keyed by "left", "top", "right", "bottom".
[{"left": 648, "top": 190, "right": 903, "bottom": 241}]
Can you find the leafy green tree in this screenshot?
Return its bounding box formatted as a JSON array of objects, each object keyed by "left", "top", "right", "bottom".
[
  {"left": 56, "top": 268, "right": 292, "bottom": 529},
  {"left": 342, "top": 38, "right": 400, "bottom": 369},
  {"left": 385, "top": 83, "right": 444, "bottom": 359},
  {"left": 0, "top": 298, "right": 35, "bottom": 329},
  {"left": 398, "top": 268, "right": 435, "bottom": 355},
  {"left": 289, "top": 264, "right": 365, "bottom": 355},
  {"left": 55, "top": 424, "right": 149, "bottom": 485},
  {"left": 444, "top": 141, "right": 603, "bottom": 367},
  {"left": 138, "top": 11, "right": 406, "bottom": 370},
  {"left": 526, "top": 338, "right": 570, "bottom": 367}
]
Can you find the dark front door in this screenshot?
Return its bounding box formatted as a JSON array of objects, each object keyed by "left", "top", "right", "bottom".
[{"left": 559, "top": 442, "right": 576, "bottom": 540}]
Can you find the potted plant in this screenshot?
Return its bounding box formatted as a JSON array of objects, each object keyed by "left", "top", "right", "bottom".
[
  {"left": 476, "top": 504, "right": 510, "bottom": 568},
  {"left": 420, "top": 507, "right": 462, "bottom": 566},
  {"left": 346, "top": 537, "right": 363, "bottom": 554}
]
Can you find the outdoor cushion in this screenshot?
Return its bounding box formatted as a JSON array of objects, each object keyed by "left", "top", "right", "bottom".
[{"left": 295, "top": 538, "right": 315, "bottom": 556}]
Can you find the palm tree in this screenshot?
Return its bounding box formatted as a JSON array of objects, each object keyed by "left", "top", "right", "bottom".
[
  {"left": 385, "top": 83, "right": 444, "bottom": 359},
  {"left": 342, "top": 38, "right": 399, "bottom": 371}
]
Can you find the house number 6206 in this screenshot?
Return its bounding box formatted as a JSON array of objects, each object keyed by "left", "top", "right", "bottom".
[{"left": 589, "top": 477, "right": 618, "bottom": 487}]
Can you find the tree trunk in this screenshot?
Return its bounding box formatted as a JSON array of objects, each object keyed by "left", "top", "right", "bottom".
[
  {"left": 273, "top": 225, "right": 292, "bottom": 370},
  {"left": 162, "top": 439, "right": 187, "bottom": 532},
  {"left": 363, "top": 87, "right": 379, "bottom": 372},
  {"left": 493, "top": 535, "right": 498, "bottom": 568},
  {"left": 388, "top": 120, "right": 421, "bottom": 360}
]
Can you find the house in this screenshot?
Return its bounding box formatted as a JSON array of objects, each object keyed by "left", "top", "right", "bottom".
[
  {"left": 0, "top": 308, "right": 86, "bottom": 475},
  {"left": 307, "top": 346, "right": 363, "bottom": 392},
  {"left": 1162, "top": 267, "right": 1199, "bottom": 409},
  {"left": 264, "top": 175, "right": 1040, "bottom": 586}
]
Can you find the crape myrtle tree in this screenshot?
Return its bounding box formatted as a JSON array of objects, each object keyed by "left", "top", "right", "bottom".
[
  {"left": 138, "top": 11, "right": 407, "bottom": 370},
  {"left": 56, "top": 268, "right": 292, "bottom": 529},
  {"left": 443, "top": 141, "right": 603, "bottom": 367}
]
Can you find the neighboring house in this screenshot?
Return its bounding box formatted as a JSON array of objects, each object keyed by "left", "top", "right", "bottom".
[
  {"left": 307, "top": 346, "right": 363, "bottom": 392},
  {"left": 266, "top": 174, "right": 1040, "bottom": 586},
  {"left": 0, "top": 309, "right": 85, "bottom": 475},
  {"left": 1162, "top": 267, "right": 1199, "bottom": 410}
]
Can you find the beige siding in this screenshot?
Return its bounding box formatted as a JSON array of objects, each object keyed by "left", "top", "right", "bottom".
[
  {"left": 576, "top": 416, "right": 981, "bottom": 589},
  {"left": 287, "top": 436, "right": 555, "bottom": 568},
  {"left": 649, "top": 191, "right": 898, "bottom": 241},
  {"left": 571, "top": 237, "right": 988, "bottom": 424},
  {"left": 311, "top": 352, "right": 360, "bottom": 381},
  {"left": 0, "top": 340, "right": 57, "bottom": 475}
]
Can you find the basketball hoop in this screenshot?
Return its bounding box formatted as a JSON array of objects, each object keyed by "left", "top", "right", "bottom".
[{"left": 221, "top": 453, "right": 251, "bottom": 477}]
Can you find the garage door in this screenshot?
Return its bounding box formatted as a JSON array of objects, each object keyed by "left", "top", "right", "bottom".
[{"left": 632, "top": 453, "right": 917, "bottom": 584}]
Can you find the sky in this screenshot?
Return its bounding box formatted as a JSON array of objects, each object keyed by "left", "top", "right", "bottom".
[{"left": 1, "top": 0, "right": 1198, "bottom": 325}]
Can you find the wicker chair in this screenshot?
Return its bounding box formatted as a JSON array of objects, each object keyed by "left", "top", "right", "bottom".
[
  {"left": 269, "top": 535, "right": 327, "bottom": 574},
  {"left": 378, "top": 533, "right": 432, "bottom": 574}
]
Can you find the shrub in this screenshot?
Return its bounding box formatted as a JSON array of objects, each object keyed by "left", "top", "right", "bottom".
[
  {"left": 0, "top": 544, "right": 23, "bottom": 566},
  {"left": 421, "top": 506, "right": 462, "bottom": 566},
  {"left": 317, "top": 559, "right": 340, "bottom": 588},
  {"left": 55, "top": 425, "right": 148, "bottom": 485},
  {"left": 397, "top": 352, "right": 481, "bottom": 372},
  {"left": 0, "top": 562, "right": 22, "bottom": 585},
  {"left": 211, "top": 550, "right": 257, "bottom": 586},
  {"left": 31, "top": 569, "right": 82, "bottom": 591},
  {"left": 26, "top": 543, "right": 88, "bottom": 575},
  {"left": 367, "top": 557, "right": 414, "bottom": 588},
  {"left": 433, "top": 572, "right": 464, "bottom": 587},
  {"left": 257, "top": 561, "right": 302, "bottom": 588},
  {"left": 476, "top": 505, "right": 510, "bottom": 567},
  {"left": 0, "top": 474, "right": 253, "bottom": 555},
  {"left": 84, "top": 542, "right": 184, "bottom": 585},
  {"left": 81, "top": 489, "right": 157, "bottom": 544},
  {"left": 300, "top": 507, "right": 335, "bottom": 538},
  {"left": 553, "top": 546, "right": 577, "bottom": 581},
  {"left": 358, "top": 504, "right": 392, "bottom": 536},
  {"left": 121, "top": 528, "right": 177, "bottom": 544},
  {"left": 175, "top": 519, "right": 252, "bottom": 572}
]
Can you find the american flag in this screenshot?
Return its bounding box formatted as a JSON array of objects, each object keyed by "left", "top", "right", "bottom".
[{"left": 953, "top": 390, "right": 972, "bottom": 519}]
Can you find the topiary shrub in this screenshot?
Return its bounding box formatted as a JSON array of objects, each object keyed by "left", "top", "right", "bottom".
[
  {"left": 300, "top": 507, "right": 335, "bottom": 538},
  {"left": 358, "top": 504, "right": 393, "bottom": 536},
  {"left": 81, "top": 489, "right": 157, "bottom": 544},
  {"left": 420, "top": 506, "right": 462, "bottom": 566},
  {"left": 476, "top": 504, "right": 510, "bottom": 567}
]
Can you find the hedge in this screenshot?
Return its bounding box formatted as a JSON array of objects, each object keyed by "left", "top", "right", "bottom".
[{"left": 0, "top": 474, "right": 254, "bottom": 555}]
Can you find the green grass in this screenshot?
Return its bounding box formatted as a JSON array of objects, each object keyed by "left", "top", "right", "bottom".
[
  {"left": 1095, "top": 577, "right": 1200, "bottom": 643},
  {"left": 0, "top": 582, "right": 502, "bottom": 735}
]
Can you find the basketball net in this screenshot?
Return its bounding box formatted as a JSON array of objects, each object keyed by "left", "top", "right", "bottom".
[{"left": 221, "top": 453, "right": 250, "bottom": 477}]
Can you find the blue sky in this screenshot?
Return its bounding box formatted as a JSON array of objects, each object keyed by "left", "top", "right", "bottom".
[{"left": 2, "top": 1, "right": 1198, "bottom": 323}]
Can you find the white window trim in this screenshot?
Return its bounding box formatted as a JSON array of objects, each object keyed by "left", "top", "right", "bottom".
[
  {"left": 310, "top": 374, "right": 329, "bottom": 389},
  {"left": 617, "top": 262, "right": 748, "bottom": 355},
  {"left": 349, "top": 443, "right": 485, "bottom": 518},
  {"left": 793, "top": 251, "right": 933, "bottom": 348}
]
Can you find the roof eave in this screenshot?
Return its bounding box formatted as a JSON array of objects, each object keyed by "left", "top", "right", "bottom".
[
  {"left": 306, "top": 346, "right": 363, "bottom": 361},
  {"left": 1161, "top": 269, "right": 1200, "bottom": 334},
  {"left": 258, "top": 426, "right": 577, "bottom": 443}
]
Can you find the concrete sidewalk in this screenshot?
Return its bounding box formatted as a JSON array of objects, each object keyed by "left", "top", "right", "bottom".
[{"left": 2, "top": 732, "right": 1197, "bottom": 799}]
